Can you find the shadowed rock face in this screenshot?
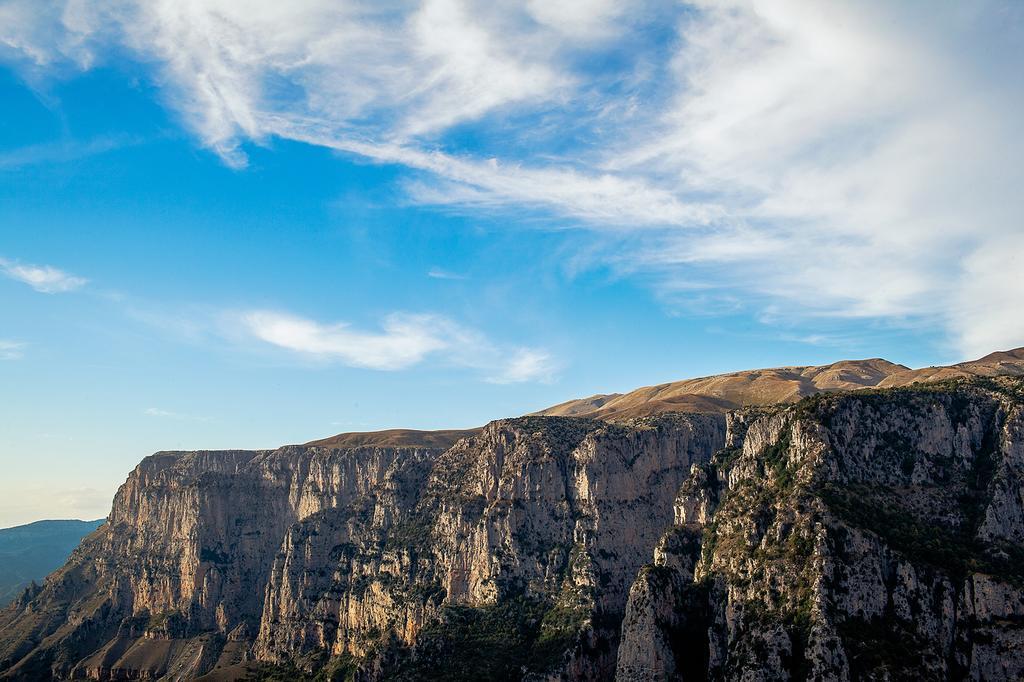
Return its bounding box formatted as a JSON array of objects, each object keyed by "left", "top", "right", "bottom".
[
  {"left": 2, "top": 376, "right": 1024, "bottom": 681},
  {"left": 617, "top": 378, "right": 1024, "bottom": 681}
]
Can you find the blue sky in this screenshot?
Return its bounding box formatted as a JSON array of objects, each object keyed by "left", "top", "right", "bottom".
[{"left": 1, "top": 0, "right": 1022, "bottom": 526}]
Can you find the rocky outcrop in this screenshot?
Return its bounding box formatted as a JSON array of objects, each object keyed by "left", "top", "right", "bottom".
[
  {"left": 0, "top": 444, "right": 445, "bottom": 680},
  {"left": 3, "top": 376, "right": 1024, "bottom": 680},
  {"left": 0, "top": 414, "right": 725, "bottom": 680},
  {"left": 254, "top": 413, "right": 726, "bottom": 678},
  {"left": 617, "top": 378, "right": 1024, "bottom": 681}
]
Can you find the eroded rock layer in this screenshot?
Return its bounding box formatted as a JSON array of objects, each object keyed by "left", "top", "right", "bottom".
[
  {"left": 3, "top": 378, "right": 1024, "bottom": 681},
  {"left": 617, "top": 378, "right": 1024, "bottom": 681},
  {"left": 0, "top": 414, "right": 725, "bottom": 680}
]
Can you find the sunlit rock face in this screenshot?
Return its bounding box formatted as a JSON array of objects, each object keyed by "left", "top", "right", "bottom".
[
  {"left": 0, "top": 414, "right": 725, "bottom": 680},
  {"left": 3, "top": 378, "right": 1024, "bottom": 681}
]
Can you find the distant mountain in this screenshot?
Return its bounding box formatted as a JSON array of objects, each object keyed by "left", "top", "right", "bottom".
[
  {"left": 303, "top": 428, "right": 479, "bottom": 449},
  {"left": 297, "top": 350, "right": 1024, "bottom": 446},
  {"left": 0, "top": 519, "right": 104, "bottom": 607},
  {"left": 534, "top": 347, "right": 1024, "bottom": 419}
]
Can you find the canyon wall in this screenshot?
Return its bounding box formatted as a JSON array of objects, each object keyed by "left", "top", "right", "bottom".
[
  {"left": 2, "top": 378, "right": 1023, "bottom": 680},
  {"left": 617, "top": 379, "right": 1024, "bottom": 681},
  {"left": 0, "top": 414, "right": 725, "bottom": 680}
]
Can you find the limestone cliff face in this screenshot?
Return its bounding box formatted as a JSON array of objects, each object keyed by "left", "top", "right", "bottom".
[
  {"left": 3, "top": 379, "right": 1024, "bottom": 681},
  {"left": 617, "top": 378, "right": 1024, "bottom": 681},
  {"left": 0, "top": 414, "right": 725, "bottom": 681},
  {"left": 254, "top": 414, "right": 725, "bottom": 679},
  {"left": 0, "top": 444, "right": 446, "bottom": 680}
]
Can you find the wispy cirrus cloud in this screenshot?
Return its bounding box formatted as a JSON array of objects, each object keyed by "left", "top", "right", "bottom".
[
  {"left": 66, "top": 286, "right": 557, "bottom": 384},
  {"left": 240, "top": 310, "right": 450, "bottom": 371},
  {"left": 0, "top": 0, "right": 581, "bottom": 167},
  {"left": 0, "top": 135, "right": 133, "bottom": 170},
  {"left": 2, "top": 0, "right": 1022, "bottom": 356},
  {"left": 488, "top": 348, "right": 556, "bottom": 385},
  {"left": 0, "top": 257, "right": 87, "bottom": 293},
  {"left": 238, "top": 309, "right": 556, "bottom": 383},
  {"left": 268, "top": 120, "right": 718, "bottom": 228}
]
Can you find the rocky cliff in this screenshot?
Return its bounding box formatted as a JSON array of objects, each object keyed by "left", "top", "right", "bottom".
[
  {"left": 0, "top": 414, "right": 725, "bottom": 680},
  {"left": 616, "top": 377, "right": 1024, "bottom": 681},
  {"left": 2, "top": 374, "right": 1023, "bottom": 680}
]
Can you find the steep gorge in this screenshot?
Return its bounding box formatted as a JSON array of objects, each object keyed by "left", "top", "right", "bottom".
[{"left": 2, "top": 361, "right": 1024, "bottom": 680}]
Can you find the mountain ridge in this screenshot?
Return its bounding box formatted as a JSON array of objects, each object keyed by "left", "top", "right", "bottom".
[
  {"left": 2, "top": 349, "right": 1024, "bottom": 680},
  {"left": 533, "top": 347, "right": 1024, "bottom": 421},
  {"left": 288, "top": 349, "right": 1024, "bottom": 450}
]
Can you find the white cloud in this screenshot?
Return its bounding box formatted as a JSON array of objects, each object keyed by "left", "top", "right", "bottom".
[
  {"left": 0, "top": 257, "right": 87, "bottom": 293},
  {"left": 241, "top": 310, "right": 450, "bottom": 371},
  {"left": 0, "top": 340, "right": 26, "bottom": 360},
  {"left": 239, "top": 309, "right": 553, "bottom": 382},
  {"left": 525, "top": 0, "right": 626, "bottom": 40},
  {"left": 0, "top": 1, "right": 704, "bottom": 223},
  {"left": 269, "top": 123, "right": 717, "bottom": 226},
  {"left": 2, "top": 1, "right": 1023, "bottom": 355},
  {"left": 403, "top": 0, "right": 563, "bottom": 136},
  {"left": 593, "top": 0, "right": 1024, "bottom": 353},
  {"left": 951, "top": 234, "right": 1024, "bottom": 358},
  {"left": 0, "top": 0, "right": 573, "bottom": 166},
  {"left": 487, "top": 348, "right": 557, "bottom": 384}
]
